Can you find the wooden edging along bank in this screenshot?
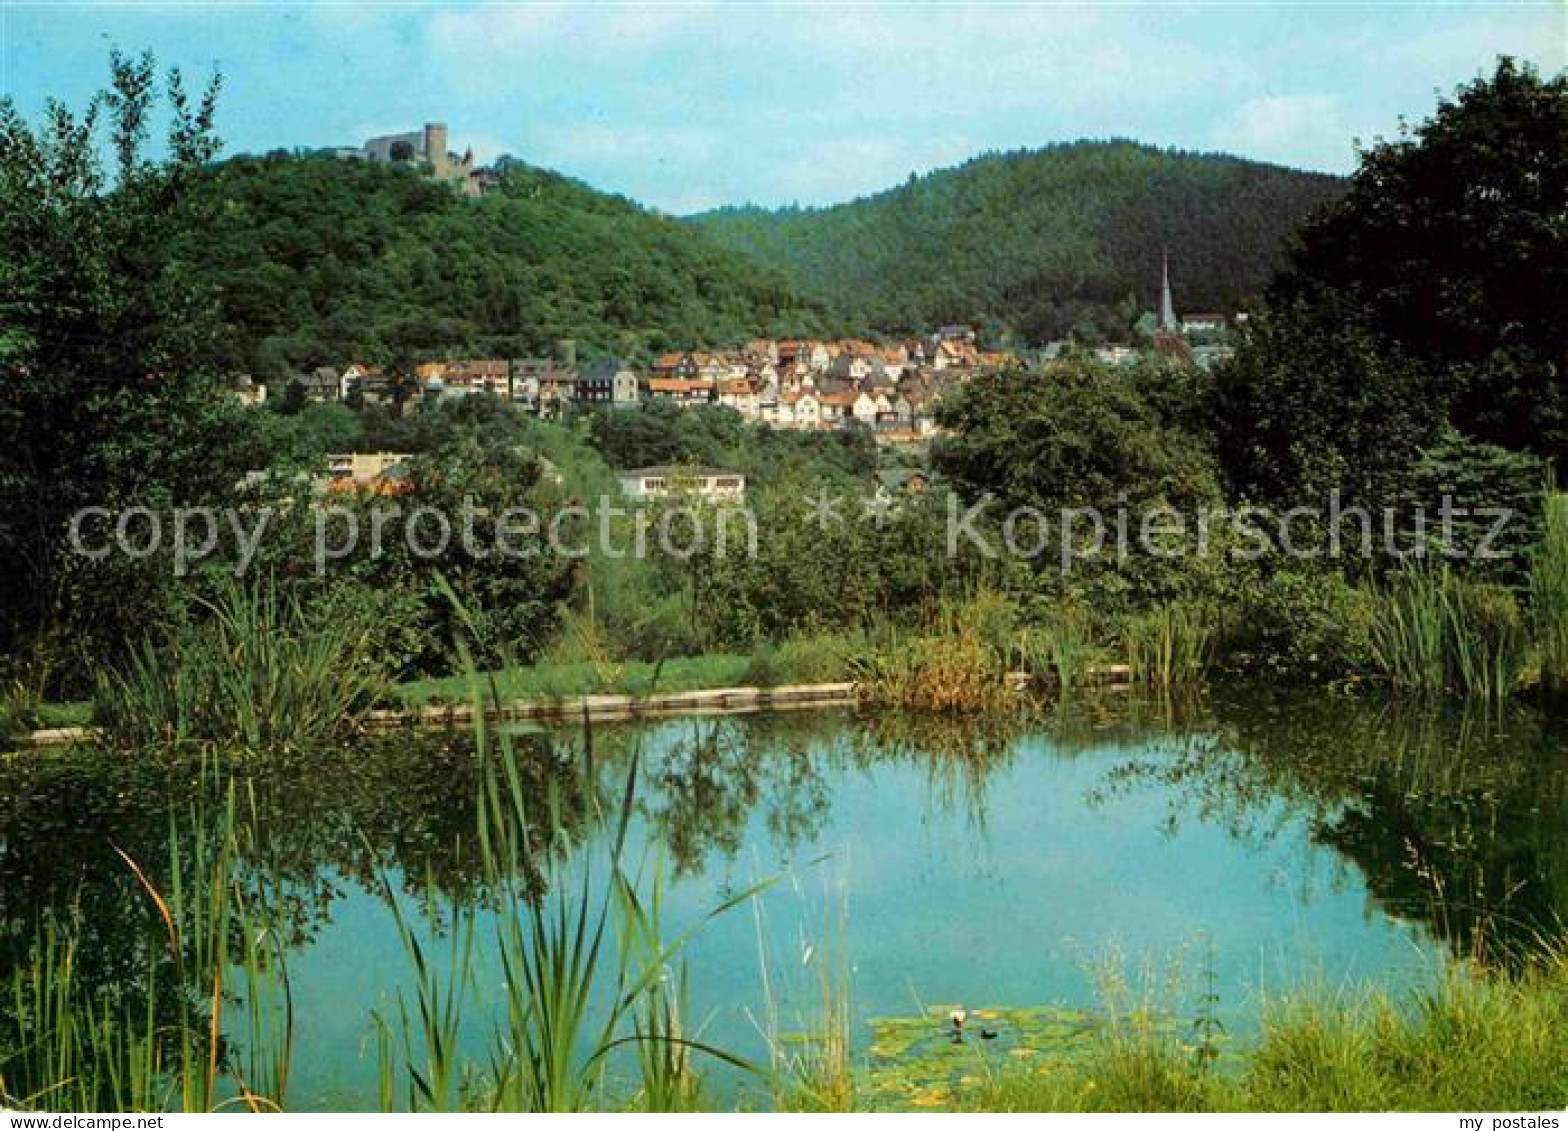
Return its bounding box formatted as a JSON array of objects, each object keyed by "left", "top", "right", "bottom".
[
  {"left": 362, "top": 681, "right": 863, "bottom": 729},
  {"left": 15, "top": 666, "right": 1136, "bottom": 748}
]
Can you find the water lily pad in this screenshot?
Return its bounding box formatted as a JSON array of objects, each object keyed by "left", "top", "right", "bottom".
[{"left": 861, "top": 1002, "right": 1192, "bottom": 1108}]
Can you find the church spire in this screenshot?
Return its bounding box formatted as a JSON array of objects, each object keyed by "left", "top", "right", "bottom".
[{"left": 1159, "top": 249, "right": 1177, "bottom": 332}]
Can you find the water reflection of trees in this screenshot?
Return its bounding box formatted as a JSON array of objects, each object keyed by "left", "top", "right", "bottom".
[
  {"left": 0, "top": 709, "right": 1052, "bottom": 981},
  {"left": 1100, "top": 686, "right": 1568, "bottom": 964},
  {"left": 615, "top": 709, "right": 1026, "bottom": 873},
  {"left": 1, "top": 700, "right": 1225, "bottom": 978},
  {"left": 0, "top": 730, "right": 599, "bottom": 1087},
  {"left": 13, "top": 690, "right": 1559, "bottom": 1078}
]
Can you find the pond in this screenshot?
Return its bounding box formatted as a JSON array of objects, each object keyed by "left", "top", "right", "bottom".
[{"left": 3, "top": 686, "right": 1566, "bottom": 1109}]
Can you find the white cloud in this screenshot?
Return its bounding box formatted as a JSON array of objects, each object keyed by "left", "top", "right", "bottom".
[
  {"left": 423, "top": 2, "right": 711, "bottom": 87},
  {"left": 1390, "top": 6, "right": 1566, "bottom": 77},
  {"left": 1212, "top": 93, "right": 1358, "bottom": 172},
  {"left": 424, "top": 5, "right": 566, "bottom": 95}
]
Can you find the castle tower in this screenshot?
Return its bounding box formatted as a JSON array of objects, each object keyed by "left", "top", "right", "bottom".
[
  {"left": 424, "top": 123, "right": 450, "bottom": 177},
  {"left": 1159, "top": 249, "right": 1178, "bottom": 333}
]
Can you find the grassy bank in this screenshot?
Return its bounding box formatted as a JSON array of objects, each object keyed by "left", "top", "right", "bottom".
[
  {"left": 6, "top": 640, "right": 855, "bottom": 747},
  {"left": 950, "top": 961, "right": 1568, "bottom": 1112},
  {"left": 396, "top": 653, "right": 759, "bottom": 707}
]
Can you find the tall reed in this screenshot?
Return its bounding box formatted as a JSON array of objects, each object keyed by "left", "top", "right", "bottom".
[
  {"left": 748, "top": 878, "right": 855, "bottom": 1112},
  {"left": 848, "top": 593, "right": 1013, "bottom": 712},
  {"left": 1530, "top": 491, "right": 1568, "bottom": 696},
  {"left": 376, "top": 878, "right": 476, "bottom": 1113},
  {"left": 1367, "top": 562, "right": 1526, "bottom": 701},
  {"left": 372, "top": 605, "right": 770, "bottom": 1112},
  {"left": 1, "top": 790, "right": 291, "bottom": 1112},
  {"left": 1022, "top": 604, "right": 1101, "bottom": 691},
  {"left": 93, "top": 577, "right": 389, "bottom": 752},
  {"left": 616, "top": 853, "right": 702, "bottom": 1112},
  {"left": 1119, "top": 604, "right": 1217, "bottom": 687}
]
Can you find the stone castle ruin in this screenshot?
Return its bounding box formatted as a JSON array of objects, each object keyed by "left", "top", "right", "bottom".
[{"left": 359, "top": 122, "right": 485, "bottom": 197}]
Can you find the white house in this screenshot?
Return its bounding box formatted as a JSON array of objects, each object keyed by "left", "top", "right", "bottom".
[
  {"left": 340, "top": 363, "right": 377, "bottom": 400},
  {"left": 785, "top": 390, "right": 821, "bottom": 430},
  {"left": 1181, "top": 313, "right": 1226, "bottom": 334},
  {"left": 617, "top": 466, "right": 747, "bottom": 503},
  {"left": 718, "top": 377, "right": 761, "bottom": 419},
  {"left": 1094, "top": 344, "right": 1138, "bottom": 367},
  {"left": 850, "top": 391, "right": 882, "bottom": 426}
]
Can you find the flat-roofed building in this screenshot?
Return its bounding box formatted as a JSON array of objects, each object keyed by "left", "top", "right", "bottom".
[{"left": 616, "top": 466, "right": 746, "bottom": 503}]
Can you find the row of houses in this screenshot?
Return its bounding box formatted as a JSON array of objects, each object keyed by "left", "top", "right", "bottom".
[
  {"left": 652, "top": 331, "right": 1009, "bottom": 385},
  {"left": 283, "top": 331, "right": 1017, "bottom": 441},
  {"left": 263, "top": 317, "right": 1242, "bottom": 428}
]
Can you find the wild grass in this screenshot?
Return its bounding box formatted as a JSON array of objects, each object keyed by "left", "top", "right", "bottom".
[
  {"left": 847, "top": 592, "right": 1015, "bottom": 712},
  {"left": 740, "top": 631, "right": 858, "bottom": 688},
  {"left": 1, "top": 790, "right": 291, "bottom": 1113},
  {"left": 1530, "top": 491, "right": 1568, "bottom": 696},
  {"left": 1367, "top": 563, "right": 1526, "bottom": 701},
  {"left": 1020, "top": 604, "right": 1102, "bottom": 691},
  {"left": 961, "top": 956, "right": 1568, "bottom": 1112},
  {"left": 397, "top": 653, "right": 757, "bottom": 707},
  {"left": 1118, "top": 604, "right": 1218, "bottom": 688},
  {"left": 400, "top": 631, "right": 862, "bottom": 710},
  {"left": 616, "top": 856, "right": 703, "bottom": 1112},
  {"left": 92, "top": 577, "right": 389, "bottom": 752},
  {"left": 1247, "top": 961, "right": 1568, "bottom": 1111},
  {"left": 749, "top": 877, "right": 856, "bottom": 1112}
]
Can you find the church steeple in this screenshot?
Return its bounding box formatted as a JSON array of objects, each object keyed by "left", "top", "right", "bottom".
[{"left": 1159, "top": 249, "right": 1177, "bottom": 332}]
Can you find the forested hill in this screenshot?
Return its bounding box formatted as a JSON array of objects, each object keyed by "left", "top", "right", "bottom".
[
  {"left": 689, "top": 140, "right": 1345, "bottom": 342},
  {"left": 182, "top": 154, "right": 830, "bottom": 381},
  {"left": 183, "top": 142, "right": 1340, "bottom": 377}
]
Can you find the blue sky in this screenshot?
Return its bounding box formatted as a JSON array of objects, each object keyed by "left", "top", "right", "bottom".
[{"left": 3, "top": 2, "right": 1563, "bottom": 213}]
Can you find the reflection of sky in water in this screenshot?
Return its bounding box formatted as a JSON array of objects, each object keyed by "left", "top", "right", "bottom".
[{"left": 278, "top": 717, "right": 1442, "bottom": 1109}]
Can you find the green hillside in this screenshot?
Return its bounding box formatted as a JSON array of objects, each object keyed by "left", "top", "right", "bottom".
[
  {"left": 184, "top": 154, "right": 830, "bottom": 381},
  {"left": 690, "top": 140, "right": 1344, "bottom": 341}
]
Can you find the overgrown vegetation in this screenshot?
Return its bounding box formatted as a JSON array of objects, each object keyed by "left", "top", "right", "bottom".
[
  {"left": 964, "top": 960, "right": 1568, "bottom": 1112},
  {"left": 847, "top": 593, "right": 1016, "bottom": 713},
  {"left": 1366, "top": 564, "right": 1528, "bottom": 702},
  {"left": 1532, "top": 493, "right": 1568, "bottom": 697},
  {"left": 92, "top": 579, "right": 390, "bottom": 752},
  {"left": 1, "top": 790, "right": 292, "bottom": 1112}
]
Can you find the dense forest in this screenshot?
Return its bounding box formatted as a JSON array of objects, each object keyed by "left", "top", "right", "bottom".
[
  {"left": 690, "top": 140, "right": 1344, "bottom": 342},
  {"left": 181, "top": 154, "right": 830, "bottom": 381},
  {"left": 179, "top": 141, "right": 1342, "bottom": 376}
]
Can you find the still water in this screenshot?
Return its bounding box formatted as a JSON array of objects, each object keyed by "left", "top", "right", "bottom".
[{"left": 4, "top": 687, "right": 1565, "bottom": 1108}]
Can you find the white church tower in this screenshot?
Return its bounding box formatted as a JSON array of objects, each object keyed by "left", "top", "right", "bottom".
[{"left": 1159, "top": 249, "right": 1178, "bottom": 333}]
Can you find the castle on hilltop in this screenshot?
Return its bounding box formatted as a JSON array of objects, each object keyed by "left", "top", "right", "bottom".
[{"left": 356, "top": 123, "right": 491, "bottom": 198}]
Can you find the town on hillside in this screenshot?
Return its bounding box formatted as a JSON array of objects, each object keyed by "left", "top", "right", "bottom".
[
  {"left": 229, "top": 124, "right": 1241, "bottom": 436},
  {"left": 256, "top": 310, "right": 1235, "bottom": 439}
]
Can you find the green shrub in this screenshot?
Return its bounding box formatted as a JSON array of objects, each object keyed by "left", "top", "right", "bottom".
[
  {"left": 846, "top": 593, "right": 1016, "bottom": 712},
  {"left": 1224, "top": 568, "right": 1379, "bottom": 679},
  {"left": 92, "top": 578, "right": 391, "bottom": 752}
]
